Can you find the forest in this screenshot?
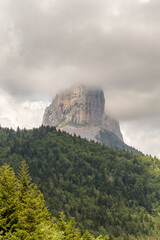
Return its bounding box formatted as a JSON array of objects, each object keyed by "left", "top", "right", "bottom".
[
  {"left": 0, "top": 161, "right": 108, "bottom": 239},
  {"left": 0, "top": 126, "right": 160, "bottom": 239}
]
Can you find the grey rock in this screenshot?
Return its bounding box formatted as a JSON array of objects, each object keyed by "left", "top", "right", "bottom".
[{"left": 42, "top": 84, "right": 123, "bottom": 142}]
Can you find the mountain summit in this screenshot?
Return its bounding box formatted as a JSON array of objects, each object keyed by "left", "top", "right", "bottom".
[
  {"left": 43, "top": 84, "right": 105, "bottom": 127},
  {"left": 42, "top": 85, "right": 127, "bottom": 146}
]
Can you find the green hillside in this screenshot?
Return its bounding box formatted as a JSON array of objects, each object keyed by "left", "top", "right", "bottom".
[
  {"left": 0, "top": 162, "right": 108, "bottom": 240},
  {"left": 0, "top": 126, "right": 160, "bottom": 239}
]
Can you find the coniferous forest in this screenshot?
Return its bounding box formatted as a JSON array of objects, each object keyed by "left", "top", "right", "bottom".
[
  {"left": 0, "top": 161, "right": 108, "bottom": 240},
  {"left": 0, "top": 126, "right": 160, "bottom": 239}
]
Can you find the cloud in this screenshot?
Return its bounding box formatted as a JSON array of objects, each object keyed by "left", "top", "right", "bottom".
[
  {"left": 1, "top": 0, "right": 160, "bottom": 98},
  {"left": 0, "top": 89, "right": 49, "bottom": 129},
  {"left": 121, "top": 116, "right": 160, "bottom": 159},
  {"left": 0, "top": 0, "right": 160, "bottom": 157}
]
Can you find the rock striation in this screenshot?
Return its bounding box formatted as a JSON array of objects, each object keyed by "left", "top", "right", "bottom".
[{"left": 42, "top": 85, "right": 123, "bottom": 142}]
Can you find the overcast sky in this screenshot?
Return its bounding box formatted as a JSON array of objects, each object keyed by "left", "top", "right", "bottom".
[{"left": 0, "top": 0, "right": 160, "bottom": 158}]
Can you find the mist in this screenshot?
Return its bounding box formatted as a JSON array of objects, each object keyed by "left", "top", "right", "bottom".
[{"left": 0, "top": 0, "right": 160, "bottom": 157}]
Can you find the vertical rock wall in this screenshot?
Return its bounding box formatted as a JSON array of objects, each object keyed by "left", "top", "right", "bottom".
[{"left": 42, "top": 85, "right": 123, "bottom": 141}]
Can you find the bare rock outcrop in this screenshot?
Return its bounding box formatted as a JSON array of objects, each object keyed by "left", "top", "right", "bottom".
[{"left": 42, "top": 85, "right": 123, "bottom": 142}]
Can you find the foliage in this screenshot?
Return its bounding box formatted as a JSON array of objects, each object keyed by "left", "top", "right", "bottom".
[
  {"left": 0, "top": 161, "right": 106, "bottom": 239},
  {"left": 0, "top": 165, "right": 18, "bottom": 234},
  {"left": 0, "top": 126, "right": 160, "bottom": 239}
]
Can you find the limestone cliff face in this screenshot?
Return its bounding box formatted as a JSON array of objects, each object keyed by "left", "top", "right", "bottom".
[
  {"left": 43, "top": 85, "right": 105, "bottom": 126},
  {"left": 42, "top": 85, "right": 123, "bottom": 141},
  {"left": 102, "top": 115, "right": 123, "bottom": 141}
]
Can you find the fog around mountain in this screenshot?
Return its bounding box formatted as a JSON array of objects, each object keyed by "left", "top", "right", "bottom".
[{"left": 0, "top": 0, "right": 160, "bottom": 157}]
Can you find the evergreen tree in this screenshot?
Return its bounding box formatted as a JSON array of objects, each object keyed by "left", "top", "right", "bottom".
[
  {"left": 82, "top": 230, "right": 94, "bottom": 240},
  {"left": 16, "top": 161, "right": 50, "bottom": 238},
  {"left": 0, "top": 164, "right": 19, "bottom": 235},
  {"left": 0, "top": 162, "right": 52, "bottom": 239},
  {"left": 56, "top": 212, "right": 82, "bottom": 240}
]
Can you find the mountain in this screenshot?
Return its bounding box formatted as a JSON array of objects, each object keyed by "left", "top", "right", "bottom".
[
  {"left": 0, "top": 126, "right": 160, "bottom": 239},
  {"left": 97, "top": 129, "right": 138, "bottom": 153},
  {"left": 42, "top": 85, "right": 138, "bottom": 152}
]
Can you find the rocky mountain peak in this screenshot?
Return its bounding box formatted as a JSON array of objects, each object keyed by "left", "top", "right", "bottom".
[
  {"left": 42, "top": 85, "right": 123, "bottom": 142},
  {"left": 43, "top": 84, "right": 105, "bottom": 126}
]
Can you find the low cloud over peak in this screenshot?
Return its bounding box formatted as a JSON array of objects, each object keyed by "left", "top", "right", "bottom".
[{"left": 0, "top": 0, "right": 160, "bottom": 157}]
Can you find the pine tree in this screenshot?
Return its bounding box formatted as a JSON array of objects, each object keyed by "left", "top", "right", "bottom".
[
  {"left": 18, "top": 160, "right": 32, "bottom": 199},
  {"left": 16, "top": 161, "right": 50, "bottom": 238},
  {"left": 0, "top": 162, "right": 63, "bottom": 240},
  {"left": 56, "top": 212, "right": 82, "bottom": 240},
  {"left": 0, "top": 164, "right": 19, "bottom": 235},
  {"left": 82, "top": 230, "right": 94, "bottom": 240}
]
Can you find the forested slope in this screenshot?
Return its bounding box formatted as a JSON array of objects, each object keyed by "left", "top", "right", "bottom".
[
  {"left": 0, "top": 126, "right": 160, "bottom": 239},
  {"left": 0, "top": 162, "right": 108, "bottom": 240}
]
